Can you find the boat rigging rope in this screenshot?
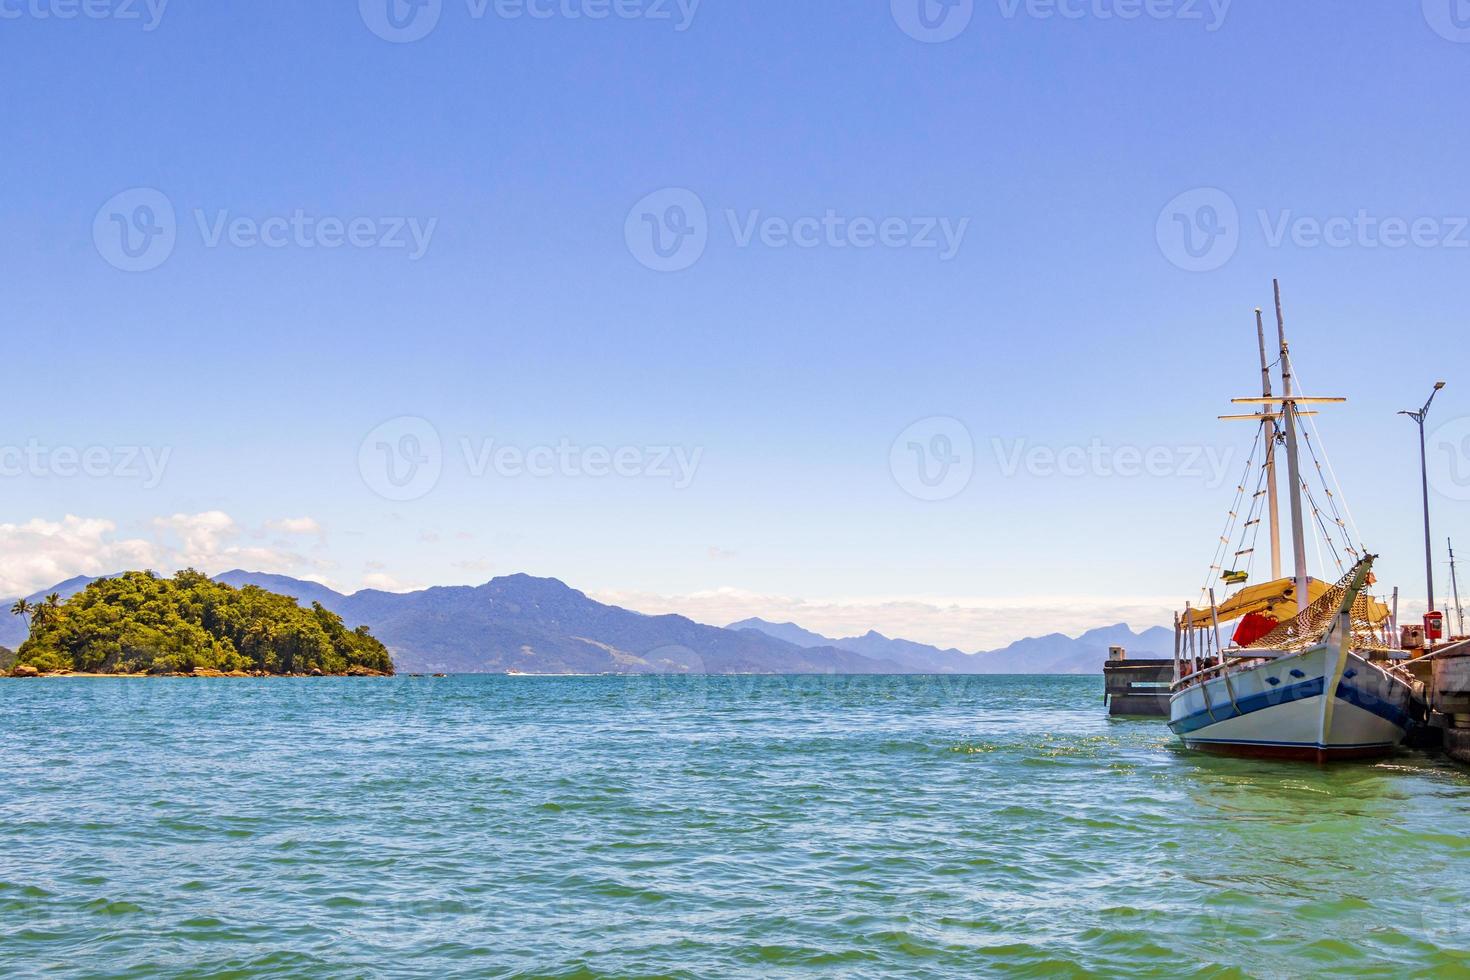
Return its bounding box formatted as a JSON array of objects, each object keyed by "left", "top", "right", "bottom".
[
  {"left": 1288, "top": 366, "right": 1369, "bottom": 557},
  {"left": 1199, "top": 424, "right": 1265, "bottom": 606},
  {"left": 1227, "top": 447, "right": 1270, "bottom": 590},
  {"left": 1300, "top": 477, "right": 1343, "bottom": 575}
]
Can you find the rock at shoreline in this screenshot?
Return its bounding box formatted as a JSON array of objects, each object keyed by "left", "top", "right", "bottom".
[{"left": 4, "top": 665, "right": 391, "bottom": 679}]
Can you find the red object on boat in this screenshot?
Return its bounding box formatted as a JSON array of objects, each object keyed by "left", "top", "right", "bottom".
[
  {"left": 1232, "top": 611, "right": 1279, "bottom": 647},
  {"left": 1425, "top": 611, "right": 1445, "bottom": 641}
]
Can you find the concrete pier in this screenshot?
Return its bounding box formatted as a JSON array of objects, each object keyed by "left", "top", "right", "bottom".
[{"left": 1103, "top": 649, "right": 1173, "bottom": 717}]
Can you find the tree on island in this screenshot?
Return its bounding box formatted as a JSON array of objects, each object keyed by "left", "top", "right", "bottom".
[
  {"left": 15, "top": 570, "right": 395, "bottom": 676},
  {"left": 9, "top": 599, "right": 31, "bottom": 628}
]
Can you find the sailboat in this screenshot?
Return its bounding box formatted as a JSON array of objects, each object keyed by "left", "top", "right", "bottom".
[{"left": 1167, "top": 282, "right": 1420, "bottom": 762}]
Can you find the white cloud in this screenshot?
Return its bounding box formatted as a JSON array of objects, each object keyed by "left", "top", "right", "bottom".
[
  {"left": 0, "top": 516, "right": 158, "bottom": 598},
  {"left": 590, "top": 586, "right": 1179, "bottom": 651},
  {"left": 153, "top": 510, "right": 236, "bottom": 564},
  {"left": 0, "top": 512, "right": 331, "bottom": 598},
  {"left": 153, "top": 511, "right": 331, "bottom": 579},
  {"left": 267, "top": 517, "right": 323, "bottom": 536},
  {"left": 361, "top": 572, "right": 421, "bottom": 593}
]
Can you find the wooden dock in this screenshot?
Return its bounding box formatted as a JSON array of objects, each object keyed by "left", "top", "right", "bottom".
[{"left": 1102, "top": 648, "right": 1172, "bottom": 717}]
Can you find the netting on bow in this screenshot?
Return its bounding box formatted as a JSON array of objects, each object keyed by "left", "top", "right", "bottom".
[{"left": 1242, "top": 558, "right": 1390, "bottom": 654}]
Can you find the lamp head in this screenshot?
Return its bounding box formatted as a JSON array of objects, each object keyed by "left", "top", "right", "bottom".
[{"left": 1434, "top": 381, "right": 1447, "bottom": 391}]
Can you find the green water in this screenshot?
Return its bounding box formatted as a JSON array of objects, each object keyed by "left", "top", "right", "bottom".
[{"left": 1, "top": 675, "right": 1467, "bottom": 978}]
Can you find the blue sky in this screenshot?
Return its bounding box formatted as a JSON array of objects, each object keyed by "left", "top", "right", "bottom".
[{"left": 2, "top": 1, "right": 1467, "bottom": 647}]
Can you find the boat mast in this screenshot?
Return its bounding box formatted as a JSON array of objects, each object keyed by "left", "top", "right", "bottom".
[
  {"left": 1255, "top": 308, "right": 1283, "bottom": 581},
  {"left": 1275, "top": 280, "right": 1311, "bottom": 614}
]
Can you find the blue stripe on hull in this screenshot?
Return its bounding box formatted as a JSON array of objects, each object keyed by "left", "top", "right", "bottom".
[
  {"left": 1169, "top": 674, "right": 1411, "bottom": 737},
  {"left": 1334, "top": 678, "right": 1411, "bottom": 729}
]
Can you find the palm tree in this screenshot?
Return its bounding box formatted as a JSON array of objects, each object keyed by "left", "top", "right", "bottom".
[
  {"left": 28, "top": 595, "right": 61, "bottom": 630},
  {"left": 9, "top": 599, "right": 31, "bottom": 627}
]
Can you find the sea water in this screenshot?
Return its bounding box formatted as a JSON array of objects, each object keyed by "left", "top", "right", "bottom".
[{"left": 1, "top": 675, "right": 1467, "bottom": 977}]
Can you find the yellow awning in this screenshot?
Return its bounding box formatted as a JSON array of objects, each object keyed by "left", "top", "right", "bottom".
[
  {"left": 1181, "top": 576, "right": 1390, "bottom": 628},
  {"left": 1183, "top": 577, "right": 1323, "bottom": 628}
]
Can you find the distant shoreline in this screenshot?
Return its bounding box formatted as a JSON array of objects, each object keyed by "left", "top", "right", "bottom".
[{"left": 6, "top": 669, "right": 393, "bottom": 680}]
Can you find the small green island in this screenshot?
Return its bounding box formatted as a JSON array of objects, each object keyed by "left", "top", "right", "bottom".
[{"left": 6, "top": 570, "right": 394, "bottom": 678}]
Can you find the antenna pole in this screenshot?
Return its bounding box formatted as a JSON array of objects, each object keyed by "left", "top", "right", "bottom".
[
  {"left": 1275, "top": 279, "right": 1311, "bottom": 614},
  {"left": 1256, "top": 307, "right": 1283, "bottom": 581},
  {"left": 1452, "top": 538, "right": 1465, "bottom": 637}
]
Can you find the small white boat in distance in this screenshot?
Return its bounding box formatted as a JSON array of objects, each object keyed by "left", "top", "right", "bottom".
[{"left": 1167, "top": 282, "right": 1420, "bottom": 762}]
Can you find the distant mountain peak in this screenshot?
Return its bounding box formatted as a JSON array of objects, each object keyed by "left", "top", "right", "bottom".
[
  {"left": 212, "top": 570, "right": 346, "bottom": 605},
  {"left": 479, "top": 574, "right": 588, "bottom": 604},
  {"left": 726, "top": 618, "right": 835, "bottom": 649}
]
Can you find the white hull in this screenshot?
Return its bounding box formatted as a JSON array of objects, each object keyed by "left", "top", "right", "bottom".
[{"left": 1169, "top": 645, "right": 1414, "bottom": 761}]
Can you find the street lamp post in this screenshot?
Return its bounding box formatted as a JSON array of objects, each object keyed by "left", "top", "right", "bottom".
[{"left": 1400, "top": 381, "right": 1447, "bottom": 631}]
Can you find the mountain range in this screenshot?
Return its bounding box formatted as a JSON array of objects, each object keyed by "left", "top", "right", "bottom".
[
  {"left": 727, "top": 618, "right": 1174, "bottom": 674},
  {"left": 1, "top": 571, "right": 1172, "bottom": 675}
]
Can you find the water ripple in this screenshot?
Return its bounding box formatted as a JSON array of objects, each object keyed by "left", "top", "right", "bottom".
[{"left": 1, "top": 675, "right": 1467, "bottom": 977}]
